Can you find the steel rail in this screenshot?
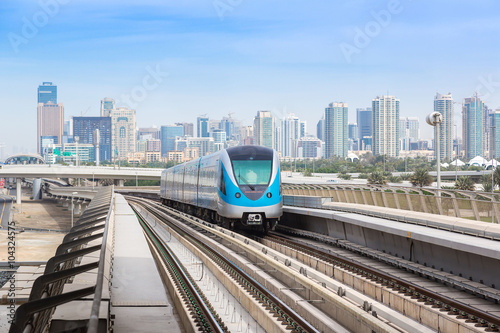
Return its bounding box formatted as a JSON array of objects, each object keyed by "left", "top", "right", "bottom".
[
  {"left": 127, "top": 197, "right": 320, "bottom": 333},
  {"left": 267, "top": 231, "right": 500, "bottom": 331},
  {"left": 132, "top": 205, "right": 227, "bottom": 333}
]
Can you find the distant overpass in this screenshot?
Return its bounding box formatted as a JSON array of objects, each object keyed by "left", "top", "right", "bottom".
[{"left": 0, "top": 164, "right": 163, "bottom": 181}]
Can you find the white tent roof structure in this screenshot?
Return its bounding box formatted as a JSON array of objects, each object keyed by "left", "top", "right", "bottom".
[
  {"left": 345, "top": 152, "right": 359, "bottom": 162},
  {"left": 468, "top": 156, "right": 489, "bottom": 166},
  {"left": 450, "top": 159, "right": 466, "bottom": 166},
  {"left": 441, "top": 162, "right": 449, "bottom": 168},
  {"left": 485, "top": 159, "right": 500, "bottom": 168}
]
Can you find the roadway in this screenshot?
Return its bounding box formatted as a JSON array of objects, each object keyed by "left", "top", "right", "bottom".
[{"left": 0, "top": 164, "right": 162, "bottom": 181}]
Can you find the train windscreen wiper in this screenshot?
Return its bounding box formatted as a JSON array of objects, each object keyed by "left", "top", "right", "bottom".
[{"left": 238, "top": 172, "right": 255, "bottom": 190}]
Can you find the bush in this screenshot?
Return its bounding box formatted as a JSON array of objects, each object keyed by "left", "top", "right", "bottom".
[
  {"left": 338, "top": 173, "right": 352, "bottom": 180},
  {"left": 387, "top": 175, "right": 402, "bottom": 183}
]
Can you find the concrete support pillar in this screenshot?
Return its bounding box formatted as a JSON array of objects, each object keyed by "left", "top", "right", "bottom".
[
  {"left": 114, "top": 179, "right": 125, "bottom": 187},
  {"left": 63, "top": 200, "right": 70, "bottom": 209},
  {"left": 16, "top": 178, "right": 21, "bottom": 205},
  {"left": 74, "top": 203, "right": 81, "bottom": 216},
  {"left": 81, "top": 203, "right": 88, "bottom": 214}
]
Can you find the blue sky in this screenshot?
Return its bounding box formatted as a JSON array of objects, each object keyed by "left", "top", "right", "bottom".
[{"left": 1, "top": 0, "right": 500, "bottom": 155}]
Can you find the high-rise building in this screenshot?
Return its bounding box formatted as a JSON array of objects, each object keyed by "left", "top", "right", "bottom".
[
  {"left": 372, "top": 96, "right": 400, "bottom": 157},
  {"left": 490, "top": 109, "right": 500, "bottom": 159},
  {"left": 316, "top": 117, "right": 324, "bottom": 141},
  {"left": 240, "top": 126, "right": 254, "bottom": 145},
  {"left": 111, "top": 107, "right": 137, "bottom": 160},
  {"left": 211, "top": 129, "right": 226, "bottom": 151},
  {"left": 100, "top": 97, "right": 115, "bottom": 117},
  {"left": 399, "top": 117, "right": 419, "bottom": 151},
  {"left": 73, "top": 117, "right": 112, "bottom": 162},
  {"left": 187, "top": 137, "right": 214, "bottom": 156},
  {"left": 296, "top": 137, "right": 323, "bottom": 158},
  {"left": 434, "top": 93, "right": 454, "bottom": 160},
  {"left": 357, "top": 107, "right": 373, "bottom": 151},
  {"left": 175, "top": 122, "right": 194, "bottom": 137},
  {"left": 220, "top": 116, "right": 241, "bottom": 141},
  {"left": 279, "top": 114, "right": 301, "bottom": 157},
  {"left": 197, "top": 116, "right": 209, "bottom": 138},
  {"left": 146, "top": 139, "right": 161, "bottom": 152},
  {"left": 37, "top": 102, "right": 64, "bottom": 155},
  {"left": 37, "top": 82, "right": 57, "bottom": 105},
  {"left": 300, "top": 121, "right": 307, "bottom": 139},
  {"left": 160, "top": 125, "right": 184, "bottom": 156},
  {"left": 462, "top": 96, "right": 485, "bottom": 159},
  {"left": 253, "top": 111, "right": 276, "bottom": 149},
  {"left": 348, "top": 123, "right": 358, "bottom": 151},
  {"left": 138, "top": 127, "right": 159, "bottom": 140},
  {"left": 324, "top": 102, "right": 348, "bottom": 158}
]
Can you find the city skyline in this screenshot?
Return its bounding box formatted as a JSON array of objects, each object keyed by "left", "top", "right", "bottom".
[{"left": 1, "top": 1, "right": 500, "bottom": 155}]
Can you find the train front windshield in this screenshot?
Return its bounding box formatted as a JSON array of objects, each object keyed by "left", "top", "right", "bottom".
[
  {"left": 232, "top": 160, "right": 272, "bottom": 186},
  {"left": 227, "top": 146, "right": 274, "bottom": 187}
]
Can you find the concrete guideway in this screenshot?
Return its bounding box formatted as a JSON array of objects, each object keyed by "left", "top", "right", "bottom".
[{"left": 283, "top": 202, "right": 500, "bottom": 300}]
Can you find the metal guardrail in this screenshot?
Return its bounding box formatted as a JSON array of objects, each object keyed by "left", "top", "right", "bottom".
[
  {"left": 284, "top": 184, "right": 500, "bottom": 224},
  {"left": 9, "top": 186, "right": 114, "bottom": 333}
]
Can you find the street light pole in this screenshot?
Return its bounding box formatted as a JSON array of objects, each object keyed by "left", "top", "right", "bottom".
[
  {"left": 454, "top": 124, "right": 458, "bottom": 182},
  {"left": 427, "top": 112, "right": 443, "bottom": 195}
]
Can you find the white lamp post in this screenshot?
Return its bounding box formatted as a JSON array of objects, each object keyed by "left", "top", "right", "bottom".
[{"left": 426, "top": 112, "right": 443, "bottom": 194}]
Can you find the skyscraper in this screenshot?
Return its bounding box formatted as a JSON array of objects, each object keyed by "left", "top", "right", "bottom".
[
  {"left": 348, "top": 123, "right": 358, "bottom": 151},
  {"left": 372, "top": 96, "right": 400, "bottom": 157},
  {"left": 37, "top": 82, "right": 57, "bottom": 105},
  {"left": 463, "top": 96, "right": 485, "bottom": 159},
  {"left": 399, "top": 117, "right": 419, "bottom": 151},
  {"left": 434, "top": 93, "right": 454, "bottom": 160},
  {"left": 73, "top": 117, "right": 112, "bottom": 162},
  {"left": 197, "top": 116, "right": 209, "bottom": 138},
  {"left": 100, "top": 97, "right": 115, "bottom": 117},
  {"left": 324, "top": 102, "right": 348, "bottom": 158},
  {"left": 37, "top": 105, "right": 64, "bottom": 155},
  {"left": 175, "top": 122, "right": 194, "bottom": 137},
  {"left": 490, "top": 109, "right": 500, "bottom": 159},
  {"left": 356, "top": 107, "right": 373, "bottom": 151},
  {"left": 316, "top": 117, "right": 324, "bottom": 141},
  {"left": 279, "top": 114, "right": 301, "bottom": 157},
  {"left": 111, "top": 107, "right": 137, "bottom": 160},
  {"left": 253, "top": 111, "right": 276, "bottom": 149},
  {"left": 160, "top": 125, "right": 184, "bottom": 156}
]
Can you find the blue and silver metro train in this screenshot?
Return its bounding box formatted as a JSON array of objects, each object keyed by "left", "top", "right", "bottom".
[{"left": 160, "top": 145, "right": 282, "bottom": 231}]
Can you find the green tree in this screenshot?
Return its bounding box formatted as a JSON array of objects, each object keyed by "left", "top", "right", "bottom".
[
  {"left": 367, "top": 171, "right": 387, "bottom": 185},
  {"left": 455, "top": 176, "right": 475, "bottom": 191},
  {"left": 481, "top": 174, "right": 493, "bottom": 193},
  {"left": 408, "top": 168, "right": 433, "bottom": 187}
]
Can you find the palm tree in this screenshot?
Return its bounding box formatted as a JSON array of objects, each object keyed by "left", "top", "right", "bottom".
[
  {"left": 367, "top": 171, "right": 387, "bottom": 185},
  {"left": 408, "top": 168, "right": 433, "bottom": 187},
  {"left": 455, "top": 176, "right": 475, "bottom": 191},
  {"left": 493, "top": 167, "right": 500, "bottom": 190},
  {"left": 481, "top": 174, "right": 493, "bottom": 193}
]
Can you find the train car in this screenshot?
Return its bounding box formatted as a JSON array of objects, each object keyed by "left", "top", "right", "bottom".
[{"left": 160, "top": 145, "right": 282, "bottom": 231}]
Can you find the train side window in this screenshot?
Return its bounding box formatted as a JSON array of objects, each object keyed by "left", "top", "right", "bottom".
[{"left": 218, "top": 164, "right": 226, "bottom": 195}]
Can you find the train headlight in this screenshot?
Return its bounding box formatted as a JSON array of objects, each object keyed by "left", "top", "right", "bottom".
[
  {"left": 267, "top": 192, "right": 272, "bottom": 198},
  {"left": 235, "top": 192, "right": 241, "bottom": 198}
]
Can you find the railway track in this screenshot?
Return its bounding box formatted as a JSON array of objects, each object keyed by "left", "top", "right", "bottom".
[
  {"left": 128, "top": 196, "right": 320, "bottom": 333},
  {"left": 135, "top": 210, "right": 227, "bottom": 332},
  {"left": 260, "top": 227, "right": 500, "bottom": 333}
]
